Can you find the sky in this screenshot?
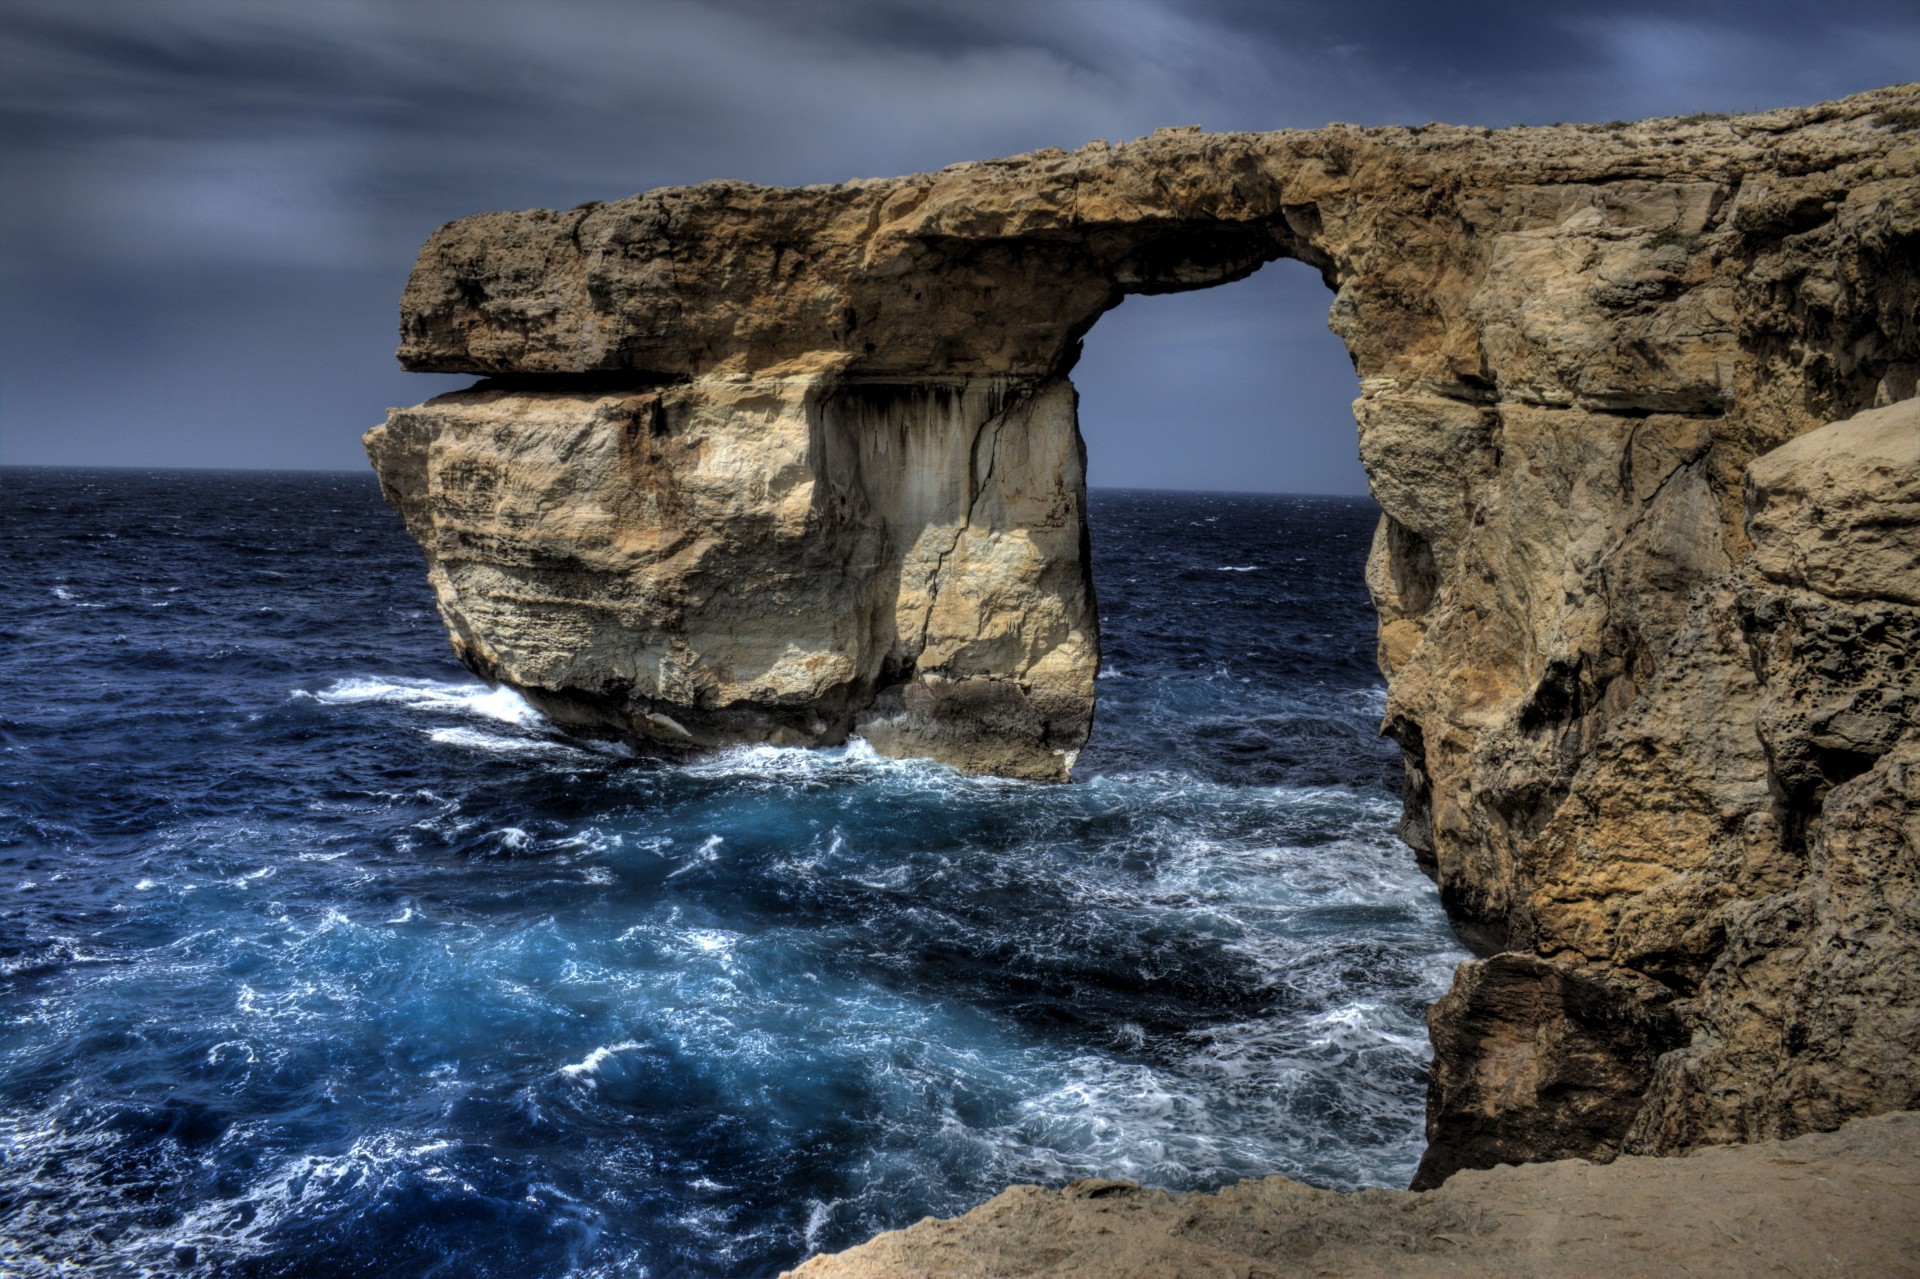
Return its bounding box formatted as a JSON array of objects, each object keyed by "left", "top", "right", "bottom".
[{"left": 2, "top": 1, "right": 1915, "bottom": 493}]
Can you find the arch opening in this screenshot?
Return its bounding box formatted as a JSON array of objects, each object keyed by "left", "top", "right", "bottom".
[
  {"left": 1048, "top": 253, "right": 1464, "bottom": 1193},
  {"left": 1062, "top": 256, "right": 1396, "bottom": 793},
  {"left": 1073, "top": 258, "right": 1364, "bottom": 497}
]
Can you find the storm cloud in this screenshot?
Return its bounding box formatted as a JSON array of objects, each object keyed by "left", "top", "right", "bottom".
[{"left": 3, "top": 1, "right": 1915, "bottom": 487}]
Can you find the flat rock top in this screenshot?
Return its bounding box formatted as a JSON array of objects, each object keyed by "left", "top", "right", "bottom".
[
  {"left": 786, "top": 1110, "right": 1920, "bottom": 1278},
  {"left": 398, "top": 84, "right": 1920, "bottom": 380}
]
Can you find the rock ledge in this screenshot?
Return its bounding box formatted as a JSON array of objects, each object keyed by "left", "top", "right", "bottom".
[{"left": 786, "top": 1111, "right": 1920, "bottom": 1278}]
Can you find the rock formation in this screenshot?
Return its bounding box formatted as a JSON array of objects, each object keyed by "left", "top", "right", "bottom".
[
  {"left": 369, "top": 83, "right": 1920, "bottom": 1187},
  {"left": 368, "top": 376, "right": 1095, "bottom": 779},
  {"left": 785, "top": 1110, "right": 1920, "bottom": 1278}
]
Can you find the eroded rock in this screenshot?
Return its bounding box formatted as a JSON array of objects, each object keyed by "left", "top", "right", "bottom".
[
  {"left": 369, "top": 375, "right": 1095, "bottom": 779},
  {"left": 1420, "top": 400, "right": 1919, "bottom": 1176},
  {"left": 369, "top": 84, "right": 1920, "bottom": 1178}
]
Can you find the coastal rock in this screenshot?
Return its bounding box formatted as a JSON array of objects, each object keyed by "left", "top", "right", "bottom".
[
  {"left": 371, "top": 84, "right": 1920, "bottom": 1180},
  {"left": 1417, "top": 400, "right": 1919, "bottom": 1182},
  {"left": 784, "top": 1111, "right": 1920, "bottom": 1278},
  {"left": 1746, "top": 398, "right": 1920, "bottom": 606},
  {"left": 368, "top": 375, "right": 1094, "bottom": 779}
]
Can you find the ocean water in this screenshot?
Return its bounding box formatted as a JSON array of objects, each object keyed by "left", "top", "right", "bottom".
[{"left": 0, "top": 469, "right": 1466, "bottom": 1278}]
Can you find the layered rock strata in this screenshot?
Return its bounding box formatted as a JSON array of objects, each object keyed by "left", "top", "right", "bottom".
[
  {"left": 369, "top": 85, "right": 1920, "bottom": 1177},
  {"left": 1414, "top": 400, "right": 1919, "bottom": 1183}
]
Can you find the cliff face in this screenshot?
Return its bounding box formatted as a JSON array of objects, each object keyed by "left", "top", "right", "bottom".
[
  {"left": 368, "top": 85, "right": 1920, "bottom": 1178},
  {"left": 367, "top": 375, "right": 1095, "bottom": 779}
]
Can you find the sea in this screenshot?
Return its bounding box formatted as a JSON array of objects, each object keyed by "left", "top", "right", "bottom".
[{"left": 0, "top": 468, "right": 1467, "bottom": 1278}]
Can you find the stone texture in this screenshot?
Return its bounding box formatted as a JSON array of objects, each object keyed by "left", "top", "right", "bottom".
[
  {"left": 1415, "top": 400, "right": 1919, "bottom": 1183},
  {"left": 1747, "top": 399, "right": 1920, "bottom": 606},
  {"left": 785, "top": 1111, "right": 1920, "bottom": 1278},
  {"left": 369, "top": 83, "right": 1920, "bottom": 1182},
  {"left": 368, "top": 375, "right": 1094, "bottom": 779},
  {"left": 1412, "top": 954, "right": 1685, "bottom": 1188}
]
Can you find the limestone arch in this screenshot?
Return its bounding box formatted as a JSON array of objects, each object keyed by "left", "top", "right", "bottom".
[{"left": 369, "top": 87, "right": 1920, "bottom": 1181}]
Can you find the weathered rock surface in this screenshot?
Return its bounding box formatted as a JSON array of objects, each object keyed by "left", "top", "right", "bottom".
[
  {"left": 1413, "top": 400, "right": 1919, "bottom": 1185},
  {"left": 784, "top": 1110, "right": 1920, "bottom": 1278},
  {"left": 369, "top": 83, "right": 1920, "bottom": 1185},
  {"left": 367, "top": 375, "right": 1094, "bottom": 778}
]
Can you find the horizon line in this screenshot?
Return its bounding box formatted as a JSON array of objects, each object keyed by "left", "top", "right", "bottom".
[{"left": 0, "top": 461, "right": 1374, "bottom": 501}]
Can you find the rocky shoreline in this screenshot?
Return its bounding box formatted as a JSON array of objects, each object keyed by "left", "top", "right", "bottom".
[{"left": 370, "top": 82, "right": 1919, "bottom": 1264}]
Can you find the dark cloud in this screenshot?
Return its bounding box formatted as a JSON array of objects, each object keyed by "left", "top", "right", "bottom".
[{"left": 2, "top": 1, "right": 1914, "bottom": 482}]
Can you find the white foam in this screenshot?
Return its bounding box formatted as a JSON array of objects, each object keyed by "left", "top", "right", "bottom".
[
  {"left": 560, "top": 1040, "right": 646, "bottom": 1084},
  {"left": 295, "top": 677, "right": 565, "bottom": 755},
  {"left": 677, "top": 736, "right": 959, "bottom": 787},
  {"left": 1, "top": 941, "right": 74, "bottom": 978},
  {"left": 49, "top": 584, "right": 106, "bottom": 608},
  {"left": 1216, "top": 565, "right": 1259, "bottom": 572},
  {"left": 665, "top": 834, "right": 724, "bottom": 878},
  {"left": 803, "top": 1197, "right": 841, "bottom": 1250},
  {"left": 302, "top": 676, "right": 545, "bottom": 728},
  {"left": 206, "top": 1040, "right": 258, "bottom": 1067},
  {"left": 1351, "top": 684, "right": 1390, "bottom": 716},
  {"left": 107, "top": 1131, "right": 473, "bottom": 1268},
  {"left": 427, "top": 726, "right": 569, "bottom": 756},
  {"left": 467, "top": 684, "right": 544, "bottom": 725}
]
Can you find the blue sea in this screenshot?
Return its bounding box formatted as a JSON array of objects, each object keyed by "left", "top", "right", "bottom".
[{"left": 0, "top": 469, "right": 1465, "bottom": 1278}]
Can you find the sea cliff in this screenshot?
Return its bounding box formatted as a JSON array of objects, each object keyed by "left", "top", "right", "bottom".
[{"left": 369, "top": 82, "right": 1919, "bottom": 1234}]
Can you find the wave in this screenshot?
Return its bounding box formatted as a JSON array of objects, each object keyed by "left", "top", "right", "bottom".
[
  {"left": 48, "top": 584, "right": 107, "bottom": 608},
  {"left": 300, "top": 675, "right": 544, "bottom": 727},
  {"left": 426, "top": 726, "right": 573, "bottom": 756},
  {"left": 560, "top": 1040, "right": 647, "bottom": 1084}
]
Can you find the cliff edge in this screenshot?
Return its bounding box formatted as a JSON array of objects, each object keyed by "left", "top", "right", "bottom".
[
  {"left": 785, "top": 1110, "right": 1920, "bottom": 1278},
  {"left": 368, "top": 85, "right": 1920, "bottom": 1189}
]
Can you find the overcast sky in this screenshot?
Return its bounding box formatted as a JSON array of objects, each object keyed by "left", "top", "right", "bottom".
[{"left": 2, "top": 1, "right": 1915, "bottom": 492}]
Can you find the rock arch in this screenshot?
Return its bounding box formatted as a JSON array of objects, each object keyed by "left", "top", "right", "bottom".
[{"left": 368, "top": 86, "right": 1919, "bottom": 1181}]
